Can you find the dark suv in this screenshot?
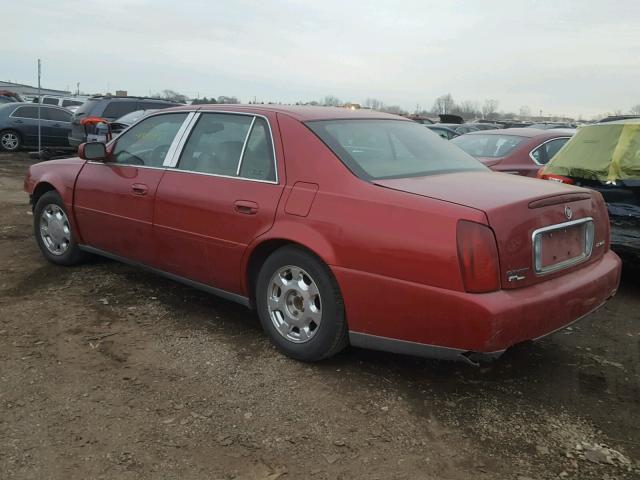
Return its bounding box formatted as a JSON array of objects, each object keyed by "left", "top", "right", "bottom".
[{"left": 68, "top": 96, "right": 181, "bottom": 147}]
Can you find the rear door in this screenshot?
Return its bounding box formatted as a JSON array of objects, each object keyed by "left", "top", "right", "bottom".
[
  {"left": 74, "top": 112, "right": 191, "bottom": 265},
  {"left": 153, "top": 111, "right": 285, "bottom": 294}
]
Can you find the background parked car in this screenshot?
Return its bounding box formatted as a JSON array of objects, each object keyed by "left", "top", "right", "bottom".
[
  {"left": 539, "top": 120, "right": 640, "bottom": 264},
  {"left": 527, "top": 122, "right": 576, "bottom": 130},
  {"left": 467, "top": 123, "right": 502, "bottom": 131},
  {"left": 425, "top": 124, "right": 460, "bottom": 139},
  {"left": 32, "top": 95, "right": 88, "bottom": 112},
  {"left": 0, "top": 103, "right": 72, "bottom": 152},
  {"left": 0, "top": 90, "right": 24, "bottom": 104},
  {"left": 68, "top": 96, "right": 181, "bottom": 147},
  {"left": 451, "top": 128, "right": 573, "bottom": 177},
  {"left": 88, "top": 109, "right": 159, "bottom": 142}
]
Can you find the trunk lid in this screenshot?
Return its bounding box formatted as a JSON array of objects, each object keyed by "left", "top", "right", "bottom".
[
  {"left": 477, "top": 156, "right": 502, "bottom": 167},
  {"left": 375, "top": 171, "right": 609, "bottom": 289}
]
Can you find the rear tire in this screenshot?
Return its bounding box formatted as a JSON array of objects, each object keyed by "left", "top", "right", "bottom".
[
  {"left": 0, "top": 130, "right": 21, "bottom": 152},
  {"left": 256, "top": 246, "right": 348, "bottom": 361},
  {"left": 33, "top": 191, "right": 86, "bottom": 266}
]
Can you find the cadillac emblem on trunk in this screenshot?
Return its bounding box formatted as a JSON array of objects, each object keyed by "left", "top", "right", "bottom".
[{"left": 564, "top": 206, "right": 573, "bottom": 220}]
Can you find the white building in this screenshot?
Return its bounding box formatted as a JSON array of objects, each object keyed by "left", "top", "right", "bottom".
[{"left": 0, "top": 80, "right": 70, "bottom": 99}]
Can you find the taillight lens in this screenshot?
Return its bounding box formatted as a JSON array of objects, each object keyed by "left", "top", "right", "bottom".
[
  {"left": 537, "top": 171, "right": 574, "bottom": 184},
  {"left": 457, "top": 220, "right": 501, "bottom": 293}
]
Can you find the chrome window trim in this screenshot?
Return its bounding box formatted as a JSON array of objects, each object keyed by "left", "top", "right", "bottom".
[
  {"left": 163, "top": 112, "right": 197, "bottom": 167},
  {"left": 528, "top": 136, "right": 571, "bottom": 166},
  {"left": 531, "top": 217, "right": 594, "bottom": 276},
  {"left": 163, "top": 167, "right": 279, "bottom": 185},
  {"left": 86, "top": 161, "right": 168, "bottom": 172},
  {"left": 170, "top": 110, "right": 280, "bottom": 184},
  {"left": 236, "top": 116, "right": 256, "bottom": 175}
]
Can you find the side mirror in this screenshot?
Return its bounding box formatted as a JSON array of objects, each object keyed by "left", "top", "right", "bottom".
[{"left": 78, "top": 142, "right": 107, "bottom": 161}]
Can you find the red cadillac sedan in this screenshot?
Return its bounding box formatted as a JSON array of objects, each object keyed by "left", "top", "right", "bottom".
[
  {"left": 452, "top": 128, "right": 574, "bottom": 177},
  {"left": 24, "top": 105, "right": 621, "bottom": 364}
]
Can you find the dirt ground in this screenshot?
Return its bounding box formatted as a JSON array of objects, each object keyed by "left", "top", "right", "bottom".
[{"left": 1, "top": 151, "right": 639, "bottom": 480}]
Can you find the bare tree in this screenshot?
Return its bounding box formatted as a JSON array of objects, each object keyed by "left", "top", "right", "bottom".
[
  {"left": 364, "top": 98, "right": 383, "bottom": 110},
  {"left": 519, "top": 105, "right": 531, "bottom": 118},
  {"left": 456, "top": 100, "right": 479, "bottom": 119},
  {"left": 217, "top": 95, "right": 240, "bottom": 104},
  {"left": 380, "top": 105, "right": 404, "bottom": 115},
  {"left": 322, "top": 95, "right": 341, "bottom": 107},
  {"left": 482, "top": 99, "right": 499, "bottom": 119},
  {"left": 153, "top": 89, "right": 189, "bottom": 103},
  {"left": 630, "top": 104, "right": 640, "bottom": 115},
  {"left": 432, "top": 94, "right": 455, "bottom": 114}
]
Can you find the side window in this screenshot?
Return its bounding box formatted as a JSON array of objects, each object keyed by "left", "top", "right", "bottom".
[
  {"left": 531, "top": 138, "right": 569, "bottom": 165},
  {"left": 12, "top": 106, "right": 39, "bottom": 119},
  {"left": 544, "top": 138, "right": 568, "bottom": 161},
  {"left": 239, "top": 117, "right": 276, "bottom": 181},
  {"left": 46, "top": 108, "right": 72, "bottom": 122},
  {"left": 42, "top": 97, "right": 59, "bottom": 105},
  {"left": 111, "top": 113, "right": 188, "bottom": 167},
  {"left": 177, "top": 113, "right": 253, "bottom": 176},
  {"left": 102, "top": 101, "right": 138, "bottom": 119}
]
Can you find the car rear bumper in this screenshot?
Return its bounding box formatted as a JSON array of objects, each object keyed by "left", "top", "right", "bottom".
[{"left": 336, "top": 250, "right": 621, "bottom": 359}]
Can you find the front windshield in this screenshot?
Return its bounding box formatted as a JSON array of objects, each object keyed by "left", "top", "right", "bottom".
[
  {"left": 306, "top": 119, "right": 486, "bottom": 180},
  {"left": 452, "top": 134, "right": 526, "bottom": 158}
]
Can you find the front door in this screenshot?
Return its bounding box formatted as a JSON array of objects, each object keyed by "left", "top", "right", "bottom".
[
  {"left": 74, "top": 112, "right": 190, "bottom": 265},
  {"left": 153, "top": 112, "right": 285, "bottom": 293},
  {"left": 42, "top": 106, "right": 73, "bottom": 146}
]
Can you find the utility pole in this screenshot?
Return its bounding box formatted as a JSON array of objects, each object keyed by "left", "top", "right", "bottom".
[
  {"left": 77, "top": 82, "right": 80, "bottom": 96},
  {"left": 37, "top": 59, "right": 42, "bottom": 157}
]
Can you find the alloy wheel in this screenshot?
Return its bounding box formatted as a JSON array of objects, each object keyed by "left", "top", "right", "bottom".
[
  {"left": 1, "top": 132, "right": 19, "bottom": 151},
  {"left": 267, "top": 265, "right": 322, "bottom": 343},
  {"left": 39, "top": 204, "right": 71, "bottom": 255}
]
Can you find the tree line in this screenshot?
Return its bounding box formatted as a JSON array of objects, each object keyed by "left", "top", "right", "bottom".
[{"left": 152, "top": 88, "right": 640, "bottom": 121}]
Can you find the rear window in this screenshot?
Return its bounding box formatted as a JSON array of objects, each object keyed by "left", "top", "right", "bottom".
[
  {"left": 307, "top": 119, "right": 486, "bottom": 180},
  {"left": 102, "top": 101, "right": 138, "bottom": 119},
  {"left": 452, "top": 134, "right": 526, "bottom": 158},
  {"left": 74, "top": 98, "right": 101, "bottom": 116},
  {"left": 62, "top": 99, "right": 83, "bottom": 107},
  {"left": 42, "top": 97, "right": 59, "bottom": 105}
]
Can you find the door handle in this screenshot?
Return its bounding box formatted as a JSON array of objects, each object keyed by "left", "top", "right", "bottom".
[
  {"left": 234, "top": 200, "right": 259, "bottom": 215},
  {"left": 53, "top": 123, "right": 61, "bottom": 127},
  {"left": 13, "top": 119, "right": 23, "bottom": 124},
  {"left": 131, "top": 183, "right": 149, "bottom": 196}
]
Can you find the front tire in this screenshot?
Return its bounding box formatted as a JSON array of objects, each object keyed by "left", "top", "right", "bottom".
[
  {"left": 0, "top": 130, "right": 21, "bottom": 152},
  {"left": 33, "top": 191, "right": 85, "bottom": 265},
  {"left": 256, "top": 246, "right": 348, "bottom": 361}
]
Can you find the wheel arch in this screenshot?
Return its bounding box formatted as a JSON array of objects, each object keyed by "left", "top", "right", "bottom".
[
  {"left": 243, "top": 229, "right": 339, "bottom": 310},
  {"left": 31, "top": 181, "right": 57, "bottom": 209}
]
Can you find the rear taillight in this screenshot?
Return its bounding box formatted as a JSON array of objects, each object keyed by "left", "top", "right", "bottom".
[
  {"left": 457, "top": 220, "right": 501, "bottom": 293},
  {"left": 537, "top": 170, "right": 574, "bottom": 184}
]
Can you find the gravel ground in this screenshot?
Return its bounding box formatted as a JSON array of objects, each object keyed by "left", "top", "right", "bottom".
[{"left": 1, "top": 151, "right": 639, "bottom": 480}]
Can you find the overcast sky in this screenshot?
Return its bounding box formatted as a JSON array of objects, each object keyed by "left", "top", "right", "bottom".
[{"left": 3, "top": 0, "right": 639, "bottom": 118}]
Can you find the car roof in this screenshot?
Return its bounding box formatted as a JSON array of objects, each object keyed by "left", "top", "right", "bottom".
[
  {"left": 161, "top": 104, "right": 408, "bottom": 122},
  {"left": 0, "top": 102, "right": 68, "bottom": 111},
  {"left": 463, "top": 127, "right": 572, "bottom": 138}
]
